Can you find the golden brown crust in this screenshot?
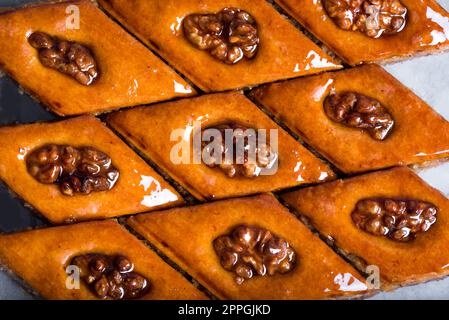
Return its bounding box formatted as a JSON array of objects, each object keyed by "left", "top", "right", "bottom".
[
  {"left": 0, "top": 116, "right": 184, "bottom": 224},
  {"left": 281, "top": 167, "right": 449, "bottom": 289},
  {"left": 0, "top": 0, "right": 196, "bottom": 116},
  {"left": 251, "top": 64, "right": 449, "bottom": 174},
  {"left": 0, "top": 220, "right": 207, "bottom": 300},
  {"left": 97, "top": 0, "right": 341, "bottom": 92},
  {"left": 107, "top": 92, "right": 336, "bottom": 200},
  {"left": 127, "top": 194, "right": 371, "bottom": 299},
  {"left": 275, "top": 0, "right": 449, "bottom": 65}
]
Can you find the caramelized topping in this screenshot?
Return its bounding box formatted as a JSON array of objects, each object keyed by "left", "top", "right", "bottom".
[
  {"left": 201, "top": 123, "right": 277, "bottom": 178},
  {"left": 352, "top": 198, "right": 438, "bottom": 241},
  {"left": 71, "top": 254, "right": 149, "bottom": 300},
  {"left": 213, "top": 225, "right": 296, "bottom": 284},
  {"left": 183, "top": 7, "right": 259, "bottom": 64},
  {"left": 26, "top": 144, "right": 119, "bottom": 196},
  {"left": 324, "top": 91, "right": 394, "bottom": 140},
  {"left": 323, "top": 0, "right": 407, "bottom": 38},
  {"left": 28, "top": 32, "right": 99, "bottom": 85}
]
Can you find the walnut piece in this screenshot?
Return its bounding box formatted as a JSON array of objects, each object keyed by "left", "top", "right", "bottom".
[
  {"left": 324, "top": 91, "right": 394, "bottom": 140},
  {"left": 213, "top": 225, "right": 296, "bottom": 284},
  {"left": 26, "top": 144, "right": 119, "bottom": 196},
  {"left": 183, "top": 7, "right": 259, "bottom": 64},
  {"left": 352, "top": 198, "right": 438, "bottom": 241},
  {"left": 71, "top": 254, "right": 149, "bottom": 300},
  {"left": 201, "top": 123, "right": 277, "bottom": 178},
  {"left": 323, "top": 0, "right": 407, "bottom": 38},
  {"left": 28, "top": 32, "right": 99, "bottom": 85}
]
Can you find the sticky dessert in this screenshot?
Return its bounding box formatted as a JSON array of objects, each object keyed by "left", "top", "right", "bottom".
[
  {"left": 127, "top": 194, "right": 370, "bottom": 299},
  {"left": 0, "top": 116, "right": 183, "bottom": 224},
  {"left": 107, "top": 92, "right": 335, "bottom": 200},
  {"left": 251, "top": 64, "right": 449, "bottom": 174},
  {"left": 97, "top": 0, "right": 340, "bottom": 91},
  {"left": 0, "top": 220, "right": 206, "bottom": 299},
  {"left": 281, "top": 167, "right": 449, "bottom": 289},
  {"left": 0, "top": 0, "right": 195, "bottom": 116},
  {"left": 275, "top": 0, "right": 449, "bottom": 65}
]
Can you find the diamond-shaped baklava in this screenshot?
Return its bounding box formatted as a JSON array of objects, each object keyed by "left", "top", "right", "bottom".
[
  {"left": 0, "top": 0, "right": 195, "bottom": 116},
  {"left": 275, "top": 0, "right": 449, "bottom": 65},
  {"left": 281, "top": 167, "right": 449, "bottom": 290},
  {"left": 127, "top": 194, "right": 369, "bottom": 299},
  {"left": 97, "top": 0, "right": 340, "bottom": 92},
  {"left": 107, "top": 92, "right": 335, "bottom": 200},
  {"left": 251, "top": 64, "right": 449, "bottom": 174},
  {"left": 0, "top": 220, "right": 207, "bottom": 299},
  {"left": 0, "top": 116, "right": 183, "bottom": 224}
]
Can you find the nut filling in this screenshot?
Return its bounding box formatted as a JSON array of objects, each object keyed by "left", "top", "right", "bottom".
[
  {"left": 213, "top": 225, "right": 296, "bottom": 284},
  {"left": 28, "top": 31, "right": 99, "bottom": 85},
  {"left": 71, "top": 254, "right": 150, "bottom": 300},
  {"left": 323, "top": 0, "right": 407, "bottom": 38},
  {"left": 324, "top": 91, "right": 394, "bottom": 140},
  {"left": 183, "top": 7, "right": 259, "bottom": 64},
  {"left": 26, "top": 144, "right": 119, "bottom": 196},
  {"left": 201, "top": 123, "right": 278, "bottom": 178},
  {"left": 352, "top": 198, "right": 438, "bottom": 241}
]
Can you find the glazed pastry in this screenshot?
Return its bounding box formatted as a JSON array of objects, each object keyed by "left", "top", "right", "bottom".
[
  {"left": 107, "top": 92, "right": 335, "bottom": 200},
  {"left": 0, "top": 220, "right": 207, "bottom": 299},
  {"left": 0, "top": 116, "right": 183, "bottom": 224},
  {"left": 281, "top": 167, "right": 449, "bottom": 289},
  {"left": 275, "top": 0, "right": 449, "bottom": 65},
  {"left": 0, "top": 0, "right": 195, "bottom": 116},
  {"left": 251, "top": 64, "right": 449, "bottom": 174},
  {"left": 127, "top": 194, "right": 370, "bottom": 299},
  {"left": 97, "top": 0, "right": 340, "bottom": 91}
]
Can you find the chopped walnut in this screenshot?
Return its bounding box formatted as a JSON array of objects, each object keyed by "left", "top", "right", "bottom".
[
  {"left": 26, "top": 144, "right": 119, "bottom": 196},
  {"left": 213, "top": 225, "right": 296, "bottom": 284},
  {"left": 323, "top": 0, "right": 407, "bottom": 38},
  {"left": 28, "top": 32, "right": 99, "bottom": 85},
  {"left": 201, "top": 123, "right": 277, "bottom": 178},
  {"left": 352, "top": 198, "right": 438, "bottom": 241},
  {"left": 324, "top": 91, "right": 394, "bottom": 140},
  {"left": 71, "top": 254, "right": 149, "bottom": 300},
  {"left": 183, "top": 7, "right": 259, "bottom": 64}
]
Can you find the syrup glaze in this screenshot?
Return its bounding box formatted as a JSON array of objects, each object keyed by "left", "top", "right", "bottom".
[
  {"left": 107, "top": 92, "right": 335, "bottom": 200},
  {"left": 251, "top": 64, "right": 449, "bottom": 174},
  {"left": 276, "top": 0, "right": 449, "bottom": 64},
  {"left": 97, "top": 0, "right": 340, "bottom": 91}
]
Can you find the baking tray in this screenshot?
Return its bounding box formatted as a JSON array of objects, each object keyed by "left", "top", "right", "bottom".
[{"left": 0, "top": 0, "right": 449, "bottom": 300}]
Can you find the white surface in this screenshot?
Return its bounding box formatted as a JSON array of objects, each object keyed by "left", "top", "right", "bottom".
[
  {"left": 0, "top": 272, "right": 33, "bottom": 300},
  {"left": 371, "top": 277, "right": 449, "bottom": 300}
]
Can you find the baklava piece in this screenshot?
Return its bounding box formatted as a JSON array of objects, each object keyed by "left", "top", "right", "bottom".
[
  {"left": 0, "top": 116, "right": 183, "bottom": 224},
  {"left": 0, "top": 221, "right": 206, "bottom": 299},
  {"left": 281, "top": 167, "right": 449, "bottom": 289},
  {"left": 127, "top": 194, "right": 370, "bottom": 299},
  {"left": 251, "top": 64, "right": 449, "bottom": 174},
  {"left": 0, "top": 0, "right": 195, "bottom": 116},
  {"left": 275, "top": 0, "right": 449, "bottom": 65},
  {"left": 107, "top": 92, "right": 335, "bottom": 200},
  {"left": 97, "top": 0, "right": 340, "bottom": 91}
]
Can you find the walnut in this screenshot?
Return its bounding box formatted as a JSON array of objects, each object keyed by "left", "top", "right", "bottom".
[
  {"left": 352, "top": 198, "right": 438, "bottom": 241},
  {"left": 323, "top": 0, "right": 407, "bottom": 38},
  {"left": 213, "top": 225, "right": 296, "bottom": 284},
  {"left": 28, "top": 32, "right": 99, "bottom": 85},
  {"left": 26, "top": 144, "right": 119, "bottom": 196},
  {"left": 324, "top": 91, "right": 394, "bottom": 140},
  {"left": 201, "top": 123, "right": 277, "bottom": 178},
  {"left": 71, "top": 254, "right": 149, "bottom": 300},
  {"left": 183, "top": 7, "right": 259, "bottom": 64}
]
